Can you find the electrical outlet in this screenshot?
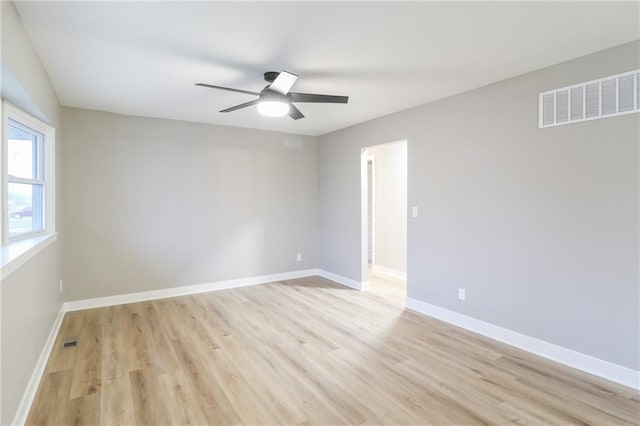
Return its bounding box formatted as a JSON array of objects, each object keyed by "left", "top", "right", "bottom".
[
  {"left": 59, "top": 280, "right": 63, "bottom": 293},
  {"left": 296, "top": 253, "right": 302, "bottom": 262},
  {"left": 458, "top": 288, "right": 466, "bottom": 300}
]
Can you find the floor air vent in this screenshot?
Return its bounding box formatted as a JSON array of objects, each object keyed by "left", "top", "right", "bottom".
[
  {"left": 62, "top": 339, "right": 78, "bottom": 348},
  {"left": 539, "top": 69, "right": 640, "bottom": 128}
]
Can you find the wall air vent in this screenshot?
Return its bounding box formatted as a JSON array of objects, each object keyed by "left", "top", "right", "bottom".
[{"left": 539, "top": 69, "right": 640, "bottom": 128}]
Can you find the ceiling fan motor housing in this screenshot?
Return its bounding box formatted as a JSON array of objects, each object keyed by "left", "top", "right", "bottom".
[
  {"left": 264, "top": 71, "right": 280, "bottom": 83},
  {"left": 260, "top": 89, "right": 291, "bottom": 103}
]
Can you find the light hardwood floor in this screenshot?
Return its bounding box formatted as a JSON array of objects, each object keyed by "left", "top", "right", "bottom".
[
  {"left": 367, "top": 269, "right": 407, "bottom": 307},
  {"left": 28, "top": 275, "right": 639, "bottom": 425}
]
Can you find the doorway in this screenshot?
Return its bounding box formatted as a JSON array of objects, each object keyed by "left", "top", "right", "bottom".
[{"left": 361, "top": 140, "right": 407, "bottom": 305}]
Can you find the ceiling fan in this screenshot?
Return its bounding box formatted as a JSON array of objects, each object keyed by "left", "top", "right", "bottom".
[{"left": 196, "top": 70, "right": 348, "bottom": 120}]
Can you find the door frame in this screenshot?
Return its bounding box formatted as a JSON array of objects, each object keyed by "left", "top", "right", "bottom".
[
  {"left": 360, "top": 139, "right": 408, "bottom": 290},
  {"left": 367, "top": 156, "right": 376, "bottom": 267}
]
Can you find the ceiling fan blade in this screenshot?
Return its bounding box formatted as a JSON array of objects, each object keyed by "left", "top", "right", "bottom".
[
  {"left": 220, "top": 99, "right": 260, "bottom": 113},
  {"left": 288, "top": 104, "right": 305, "bottom": 120},
  {"left": 269, "top": 70, "right": 298, "bottom": 95},
  {"left": 289, "top": 92, "right": 349, "bottom": 103},
  {"left": 196, "top": 83, "right": 259, "bottom": 96}
]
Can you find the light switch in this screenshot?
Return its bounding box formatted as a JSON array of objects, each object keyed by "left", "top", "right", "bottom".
[
  {"left": 412, "top": 206, "right": 419, "bottom": 218},
  {"left": 458, "top": 288, "right": 466, "bottom": 300}
]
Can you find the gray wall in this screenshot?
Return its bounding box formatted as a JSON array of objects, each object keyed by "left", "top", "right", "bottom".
[
  {"left": 318, "top": 40, "right": 639, "bottom": 370},
  {"left": 1, "top": 2, "right": 64, "bottom": 424},
  {"left": 368, "top": 142, "right": 407, "bottom": 273},
  {"left": 62, "top": 108, "right": 317, "bottom": 301},
  {"left": 1, "top": 245, "right": 62, "bottom": 424}
]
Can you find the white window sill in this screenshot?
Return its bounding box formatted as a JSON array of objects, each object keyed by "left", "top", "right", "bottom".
[{"left": 0, "top": 232, "right": 57, "bottom": 281}]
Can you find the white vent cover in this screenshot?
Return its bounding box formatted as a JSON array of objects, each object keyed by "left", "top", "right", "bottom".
[{"left": 539, "top": 69, "right": 640, "bottom": 128}]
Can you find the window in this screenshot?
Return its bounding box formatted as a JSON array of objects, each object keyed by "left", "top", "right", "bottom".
[{"left": 2, "top": 102, "right": 55, "bottom": 244}]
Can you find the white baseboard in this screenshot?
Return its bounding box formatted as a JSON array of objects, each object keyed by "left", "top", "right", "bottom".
[
  {"left": 64, "top": 269, "right": 319, "bottom": 312},
  {"left": 317, "top": 269, "right": 369, "bottom": 291},
  {"left": 63, "top": 268, "right": 369, "bottom": 312},
  {"left": 12, "top": 305, "right": 66, "bottom": 426},
  {"left": 405, "top": 297, "right": 640, "bottom": 390},
  {"left": 371, "top": 264, "right": 407, "bottom": 280},
  {"left": 63, "top": 269, "right": 370, "bottom": 313}
]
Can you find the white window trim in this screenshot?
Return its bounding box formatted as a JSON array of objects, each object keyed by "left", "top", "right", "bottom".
[{"left": 1, "top": 101, "right": 56, "bottom": 280}]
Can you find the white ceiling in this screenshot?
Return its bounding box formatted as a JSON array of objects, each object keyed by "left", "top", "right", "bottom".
[{"left": 13, "top": 1, "right": 640, "bottom": 136}]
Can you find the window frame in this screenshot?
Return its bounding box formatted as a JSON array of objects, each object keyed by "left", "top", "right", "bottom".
[{"left": 1, "top": 101, "right": 56, "bottom": 245}]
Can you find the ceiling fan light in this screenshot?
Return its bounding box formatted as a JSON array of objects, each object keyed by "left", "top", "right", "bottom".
[{"left": 257, "top": 100, "right": 290, "bottom": 117}]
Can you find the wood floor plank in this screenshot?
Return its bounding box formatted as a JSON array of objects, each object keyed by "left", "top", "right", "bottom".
[
  {"left": 129, "top": 368, "right": 173, "bottom": 425},
  {"left": 99, "top": 374, "right": 136, "bottom": 426},
  {"left": 102, "top": 306, "right": 131, "bottom": 382},
  {"left": 68, "top": 309, "right": 103, "bottom": 399},
  {"left": 223, "top": 347, "right": 311, "bottom": 425},
  {"left": 27, "top": 273, "right": 640, "bottom": 425},
  {"left": 63, "top": 393, "right": 100, "bottom": 426},
  {"left": 45, "top": 312, "right": 84, "bottom": 373},
  {"left": 25, "top": 370, "right": 73, "bottom": 426},
  {"left": 169, "top": 337, "right": 242, "bottom": 424},
  {"left": 157, "top": 369, "right": 211, "bottom": 426}
]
